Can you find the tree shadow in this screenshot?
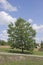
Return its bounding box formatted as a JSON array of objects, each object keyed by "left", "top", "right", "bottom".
[{"left": 8, "top": 49, "right": 33, "bottom": 54}]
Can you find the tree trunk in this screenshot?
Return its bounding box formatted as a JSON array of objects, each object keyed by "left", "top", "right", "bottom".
[
  {"left": 22, "top": 40, "right": 24, "bottom": 53},
  {"left": 22, "top": 48, "right": 24, "bottom": 53}
]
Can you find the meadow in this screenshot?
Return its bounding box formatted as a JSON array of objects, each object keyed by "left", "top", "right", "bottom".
[
  {"left": 0, "top": 46, "right": 43, "bottom": 55},
  {"left": 0, "top": 53, "right": 43, "bottom": 65},
  {"left": 0, "top": 46, "right": 43, "bottom": 65}
]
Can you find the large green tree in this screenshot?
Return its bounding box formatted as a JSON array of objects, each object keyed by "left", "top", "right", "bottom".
[{"left": 7, "top": 18, "right": 36, "bottom": 53}]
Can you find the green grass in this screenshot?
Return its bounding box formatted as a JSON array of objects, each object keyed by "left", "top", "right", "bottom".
[
  {"left": 0, "top": 46, "right": 43, "bottom": 56},
  {"left": 33, "top": 51, "right": 43, "bottom": 55},
  {"left": 0, "top": 48, "right": 9, "bottom": 52},
  {"left": 0, "top": 46, "right": 32, "bottom": 54},
  {"left": 0, "top": 54, "right": 43, "bottom": 65},
  {"left": 0, "top": 61, "right": 43, "bottom": 65},
  {"left": 0, "top": 46, "right": 43, "bottom": 65}
]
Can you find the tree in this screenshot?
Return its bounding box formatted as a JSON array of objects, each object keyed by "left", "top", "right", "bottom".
[
  {"left": 0, "top": 40, "right": 7, "bottom": 45},
  {"left": 41, "top": 41, "right": 43, "bottom": 48},
  {"left": 7, "top": 18, "right": 36, "bottom": 53}
]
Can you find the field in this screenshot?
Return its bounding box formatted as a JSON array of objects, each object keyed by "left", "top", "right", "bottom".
[
  {"left": 0, "top": 53, "right": 43, "bottom": 65},
  {"left": 0, "top": 46, "right": 43, "bottom": 65},
  {"left": 0, "top": 46, "right": 43, "bottom": 55}
]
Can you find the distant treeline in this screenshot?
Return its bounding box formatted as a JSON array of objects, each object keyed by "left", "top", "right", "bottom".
[{"left": 0, "top": 40, "right": 8, "bottom": 45}]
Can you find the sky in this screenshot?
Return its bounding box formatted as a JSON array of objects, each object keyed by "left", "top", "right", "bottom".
[{"left": 0, "top": 0, "right": 43, "bottom": 43}]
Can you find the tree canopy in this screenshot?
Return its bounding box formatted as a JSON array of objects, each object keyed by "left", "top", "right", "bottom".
[{"left": 7, "top": 18, "right": 36, "bottom": 53}]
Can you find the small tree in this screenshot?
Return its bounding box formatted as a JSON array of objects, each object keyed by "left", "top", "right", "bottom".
[
  {"left": 7, "top": 18, "right": 36, "bottom": 53},
  {"left": 41, "top": 41, "right": 43, "bottom": 48}
]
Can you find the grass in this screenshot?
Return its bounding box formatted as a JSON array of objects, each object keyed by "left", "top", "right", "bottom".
[
  {"left": 0, "top": 46, "right": 43, "bottom": 65},
  {"left": 33, "top": 51, "right": 43, "bottom": 55},
  {"left": 0, "top": 45, "right": 43, "bottom": 55},
  {"left": 0, "top": 54, "right": 43, "bottom": 65},
  {"left": 0, "top": 46, "right": 10, "bottom": 52},
  {"left": 0, "top": 61, "right": 43, "bottom": 65},
  {"left": 0, "top": 46, "right": 33, "bottom": 54}
]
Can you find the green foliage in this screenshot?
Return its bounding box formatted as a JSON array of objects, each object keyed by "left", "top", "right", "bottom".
[
  {"left": 41, "top": 41, "right": 43, "bottom": 48},
  {"left": 7, "top": 18, "right": 36, "bottom": 53},
  {"left": 0, "top": 40, "right": 7, "bottom": 45}
]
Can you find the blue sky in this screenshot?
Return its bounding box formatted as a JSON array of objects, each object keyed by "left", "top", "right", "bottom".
[{"left": 0, "top": 0, "right": 43, "bottom": 43}]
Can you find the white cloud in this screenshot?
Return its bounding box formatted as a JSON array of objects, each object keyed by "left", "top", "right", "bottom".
[
  {"left": 32, "top": 24, "right": 39, "bottom": 31},
  {"left": 0, "top": 11, "right": 17, "bottom": 41},
  {"left": 0, "top": 0, "right": 18, "bottom": 11},
  {"left": 32, "top": 24, "right": 43, "bottom": 43},
  {"left": 32, "top": 24, "right": 43, "bottom": 32},
  {"left": 0, "top": 11, "right": 17, "bottom": 25},
  {"left": 0, "top": 30, "right": 8, "bottom": 41},
  {"left": 35, "top": 37, "right": 43, "bottom": 43},
  {"left": 27, "top": 19, "right": 33, "bottom": 23}
]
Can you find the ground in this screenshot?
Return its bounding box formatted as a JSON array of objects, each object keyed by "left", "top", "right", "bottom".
[
  {"left": 0, "top": 45, "right": 43, "bottom": 55},
  {"left": 0, "top": 45, "right": 43, "bottom": 65},
  {"left": 0, "top": 53, "right": 43, "bottom": 65}
]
